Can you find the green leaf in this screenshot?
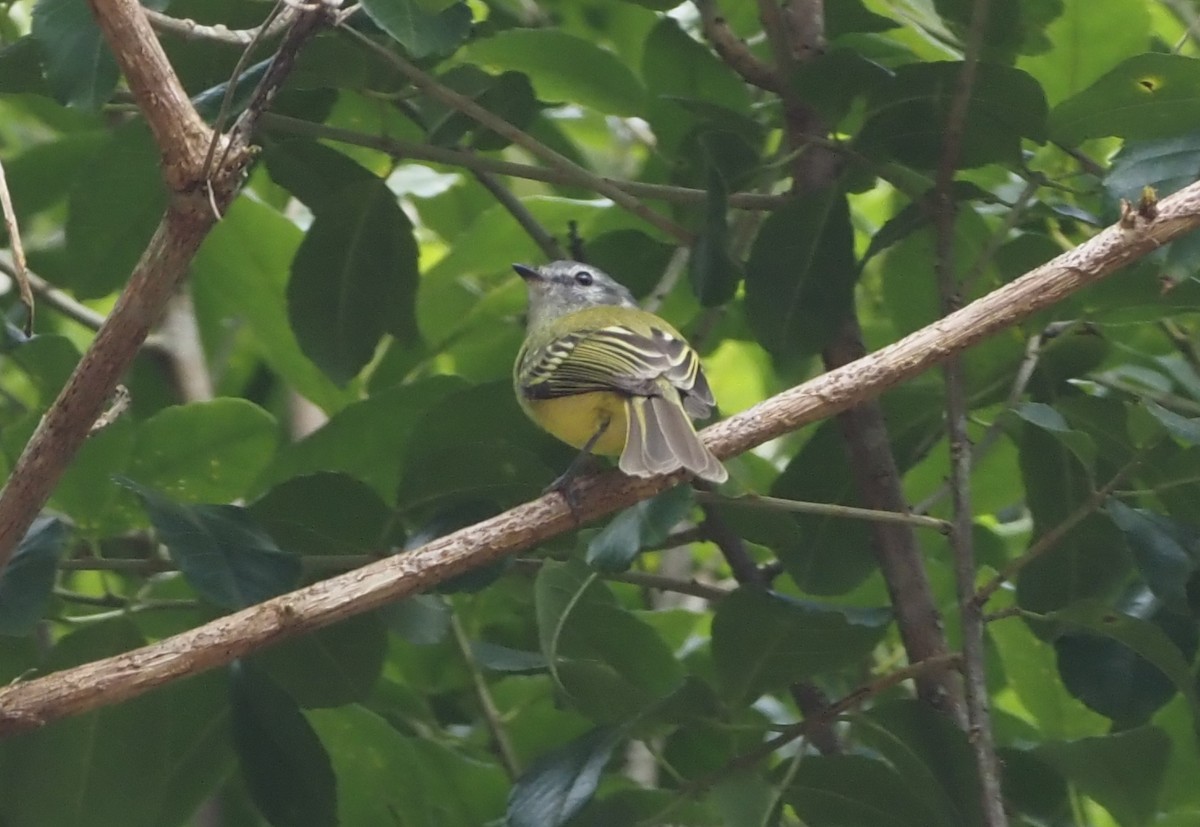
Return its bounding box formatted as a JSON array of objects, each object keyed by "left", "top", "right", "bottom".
[
  {"left": 287, "top": 179, "right": 420, "bottom": 385},
  {"left": 853, "top": 701, "right": 982, "bottom": 827},
  {"left": 0, "top": 621, "right": 232, "bottom": 827},
  {"left": 1051, "top": 54, "right": 1200, "bottom": 145},
  {"left": 121, "top": 479, "right": 301, "bottom": 610},
  {"left": 0, "top": 37, "right": 50, "bottom": 95},
  {"left": 249, "top": 472, "right": 393, "bottom": 557},
  {"left": 688, "top": 160, "right": 742, "bottom": 307},
  {"left": 508, "top": 727, "right": 622, "bottom": 827},
  {"left": 1106, "top": 501, "right": 1200, "bottom": 616},
  {"left": 30, "top": 0, "right": 118, "bottom": 109},
  {"left": 0, "top": 517, "right": 68, "bottom": 635},
  {"left": 1106, "top": 135, "right": 1200, "bottom": 202},
  {"left": 64, "top": 121, "right": 167, "bottom": 298},
  {"left": 308, "top": 704, "right": 508, "bottom": 826},
  {"left": 254, "top": 613, "right": 387, "bottom": 708},
  {"left": 262, "top": 138, "right": 379, "bottom": 216},
  {"left": 1017, "top": 0, "right": 1150, "bottom": 106},
  {"left": 463, "top": 29, "right": 645, "bottom": 116},
  {"left": 744, "top": 190, "right": 856, "bottom": 360},
  {"left": 192, "top": 196, "right": 355, "bottom": 412},
  {"left": 586, "top": 486, "right": 694, "bottom": 572},
  {"left": 230, "top": 663, "right": 336, "bottom": 827},
  {"left": 711, "top": 588, "right": 891, "bottom": 705},
  {"left": 128, "top": 399, "right": 279, "bottom": 503},
  {"left": 360, "top": 0, "right": 472, "bottom": 59},
  {"left": 858, "top": 62, "right": 1047, "bottom": 168},
  {"left": 257, "top": 375, "right": 468, "bottom": 502},
  {"left": 1035, "top": 727, "right": 1170, "bottom": 827},
  {"left": 1007, "top": 401, "right": 1097, "bottom": 470},
  {"left": 425, "top": 68, "right": 540, "bottom": 151},
  {"left": 1142, "top": 400, "right": 1200, "bottom": 446},
  {"left": 933, "top": 0, "right": 1063, "bottom": 61},
  {"left": 787, "top": 753, "right": 944, "bottom": 827},
  {"left": 1042, "top": 598, "right": 1200, "bottom": 726},
  {"left": 535, "top": 560, "right": 685, "bottom": 721}
]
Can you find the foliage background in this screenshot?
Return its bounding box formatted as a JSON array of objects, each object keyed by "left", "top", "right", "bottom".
[{"left": 2, "top": 0, "right": 1200, "bottom": 825}]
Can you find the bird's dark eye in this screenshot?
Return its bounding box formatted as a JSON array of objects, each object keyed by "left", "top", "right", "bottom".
[{"left": 574, "top": 269, "right": 593, "bottom": 286}]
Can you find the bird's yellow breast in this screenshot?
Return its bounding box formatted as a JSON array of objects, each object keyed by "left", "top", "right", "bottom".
[{"left": 520, "top": 391, "right": 628, "bottom": 456}]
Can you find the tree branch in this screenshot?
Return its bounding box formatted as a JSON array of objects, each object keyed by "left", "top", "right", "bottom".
[
  {"left": 144, "top": 5, "right": 297, "bottom": 47},
  {"left": 0, "top": 179, "right": 1193, "bottom": 735},
  {"left": 0, "top": 1, "right": 337, "bottom": 573},
  {"left": 931, "top": 0, "right": 1007, "bottom": 820}
]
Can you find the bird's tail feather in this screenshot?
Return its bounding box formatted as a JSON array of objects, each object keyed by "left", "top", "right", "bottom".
[{"left": 620, "top": 395, "right": 727, "bottom": 483}]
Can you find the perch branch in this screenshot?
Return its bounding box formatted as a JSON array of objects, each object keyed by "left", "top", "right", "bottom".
[{"left": 1, "top": 177, "right": 1195, "bottom": 735}]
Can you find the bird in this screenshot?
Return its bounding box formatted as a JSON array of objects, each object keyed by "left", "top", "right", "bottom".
[{"left": 513, "top": 260, "right": 727, "bottom": 487}]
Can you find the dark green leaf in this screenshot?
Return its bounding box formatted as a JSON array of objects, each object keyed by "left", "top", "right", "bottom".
[
  {"left": 0, "top": 37, "right": 50, "bottom": 95},
  {"left": 464, "top": 29, "right": 645, "bottom": 116},
  {"left": 711, "top": 588, "right": 891, "bottom": 704},
  {"left": 787, "top": 753, "right": 942, "bottom": 827},
  {"left": 308, "top": 704, "right": 508, "bottom": 826},
  {"left": 128, "top": 398, "right": 278, "bottom": 503},
  {"left": 535, "top": 560, "right": 685, "bottom": 721},
  {"left": 31, "top": 0, "right": 118, "bottom": 109},
  {"left": 1143, "top": 400, "right": 1200, "bottom": 446},
  {"left": 586, "top": 486, "right": 694, "bottom": 572},
  {"left": 688, "top": 160, "right": 742, "bottom": 307},
  {"left": 425, "top": 68, "right": 539, "bottom": 151},
  {"left": 508, "top": 727, "right": 622, "bottom": 827},
  {"left": 190, "top": 58, "right": 271, "bottom": 123},
  {"left": 1106, "top": 501, "right": 1200, "bottom": 615},
  {"left": 1043, "top": 598, "right": 1200, "bottom": 726},
  {"left": 254, "top": 613, "right": 387, "bottom": 708},
  {"left": 360, "top": 0, "right": 472, "bottom": 59},
  {"left": 262, "top": 138, "right": 379, "bottom": 215},
  {"left": 121, "top": 479, "right": 301, "bottom": 610},
  {"left": 853, "top": 701, "right": 982, "bottom": 827},
  {"left": 472, "top": 641, "right": 548, "bottom": 673},
  {"left": 789, "top": 49, "right": 892, "bottom": 126},
  {"left": 1106, "top": 135, "right": 1200, "bottom": 202},
  {"left": 287, "top": 178, "right": 420, "bottom": 384},
  {"left": 1036, "top": 727, "right": 1170, "bottom": 827},
  {"left": 827, "top": 0, "right": 899, "bottom": 37},
  {"left": 192, "top": 196, "right": 355, "bottom": 412},
  {"left": 382, "top": 594, "right": 452, "bottom": 645},
  {"left": 0, "top": 621, "right": 232, "bottom": 827},
  {"left": 230, "top": 663, "right": 336, "bottom": 827},
  {"left": 0, "top": 517, "right": 67, "bottom": 635},
  {"left": 933, "top": 0, "right": 1063, "bottom": 61},
  {"left": 585, "top": 230, "right": 674, "bottom": 299},
  {"left": 65, "top": 122, "right": 166, "bottom": 298},
  {"left": 249, "top": 472, "right": 393, "bottom": 557},
  {"left": 1051, "top": 54, "right": 1200, "bottom": 144},
  {"left": 258, "top": 375, "right": 468, "bottom": 502},
  {"left": 858, "top": 62, "right": 1047, "bottom": 168},
  {"left": 745, "top": 191, "right": 856, "bottom": 359}
]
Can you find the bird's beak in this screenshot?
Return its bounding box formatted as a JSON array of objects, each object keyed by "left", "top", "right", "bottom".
[{"left": 512, "top": 263, "right": 542, "bottom": 282}]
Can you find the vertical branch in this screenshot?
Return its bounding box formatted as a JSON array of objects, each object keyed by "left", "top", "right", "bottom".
[
  {"left": 756, "top": 0, "right": 966, "bottom": 716},
  {"left": 932, "top": 0, "right": 1008, "bottom": 824}
]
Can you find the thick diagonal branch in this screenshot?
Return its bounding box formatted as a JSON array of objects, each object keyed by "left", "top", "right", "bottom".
[{"left": 1, "top": 181, "right": 1195, "bottom": 736}]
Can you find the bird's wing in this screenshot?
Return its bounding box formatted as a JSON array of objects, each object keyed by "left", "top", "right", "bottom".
[{"left": 520, "top": 325, "right": 715, "bottom": 415}]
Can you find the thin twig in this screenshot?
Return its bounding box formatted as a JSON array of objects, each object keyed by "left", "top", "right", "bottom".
[
  {"left": 638, "top": 652, "right": 963, "bottom": 825},
  {"left": 449, "top": 610, "right": 522, "bottom": 780},
  {"left": 932, "top": 0, "right": 1006, "bottom": 822},
  {"left": 472, "top": 170, "right": 565, "bottom": 260},
  {"left": 0, "top": 158, "right": 33, "bottom": 334},
  {"left": 336, "top": 20, "right": 693, "bottom": 243},
  {"left": 262, "top": 113, "right": 791, "bottom": 210},
  {"left": 144, "top": 6, "right": 298, "bottom": 46},
  {"left": 699, "top": 491, "right": 952, "bottom": 533},
  {"left": 973, "top": 456, "right": 1141, "bottom": 608},
  {"left": 695, "top": 0, "right": 779, "bottom": 92},
  {"left": 0, "top": 257, "right": 104, "bottom": 331},
  {"left": 509, "top": 557, "right": 731, "bottom": 602}
]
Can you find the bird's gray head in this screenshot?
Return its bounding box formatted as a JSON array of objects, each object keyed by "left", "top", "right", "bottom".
[{"left": 513, "top": 260, "right": 637, "bottom": 329}]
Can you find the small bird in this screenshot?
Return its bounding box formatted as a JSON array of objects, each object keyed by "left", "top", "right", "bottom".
[{"left": 513, "top": 260, "right": 727, "bottom": 485}]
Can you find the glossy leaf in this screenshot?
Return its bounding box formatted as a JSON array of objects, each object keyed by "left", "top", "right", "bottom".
[
  {"left": 508, "top": 727, "right": 622, "bottom": 827},
  {"left": 787, "top": 753, "right": 945, "bottom": 827},
  {"left": 287, "top": 178, "right": 420, "bottom": 384},
  {"left": 249, "top": 472, "right": 393, "bottom": 557},
  {"left": 586, "top": 485, "right": 694, "bottom": 572},
  {"left": 254, "top": 613, "right": 388, "bottom": 708},
  {"left": 30, "top": 0, "right": 118, "bottom": 109},
  {"left": 711, "top": 588, "right": 891, "bottom": 704},
  {"left": 0, "top": 517, "right": 67, "bottom": 635},
  {"left": 121, "top": 479, "right": 301, "bottom": 610},
  {"left": 230, "top": 663, "right": 336, "bottom": 827},
  {"left": 1106, "top": 501, "right": 1200, "bottom": 615},
  {"left": 744, "top": 191, "right": 856, "bottom": 360}
]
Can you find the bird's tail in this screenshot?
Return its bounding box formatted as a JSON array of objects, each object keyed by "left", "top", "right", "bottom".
[{"left": 620, "top": 394, "right": 727, "bottom": 483}]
